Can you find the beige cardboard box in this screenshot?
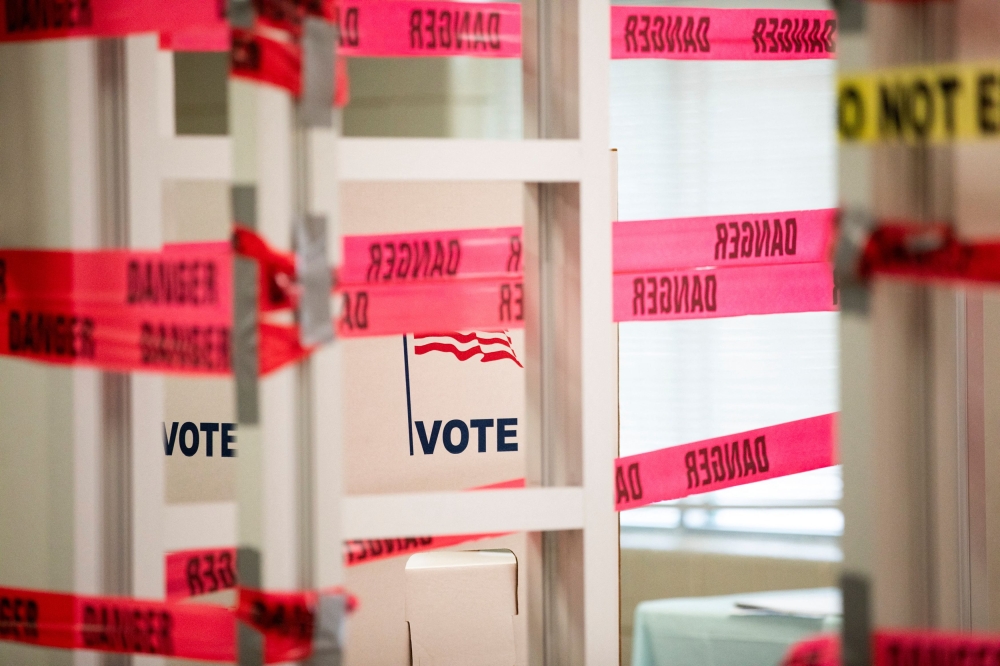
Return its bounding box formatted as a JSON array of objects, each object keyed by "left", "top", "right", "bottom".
[
  {"left": 405, "top": 550, "right": 518, "bottom": 666},
  {"left": 345, "top": 533, "right": 529, "bottom": 665}
]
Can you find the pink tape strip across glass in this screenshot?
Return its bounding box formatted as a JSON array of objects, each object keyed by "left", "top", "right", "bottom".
[
  {"left": 615, "top": 413, "right": 838, "bottom": 511},
  {"left": 338, "top": 0, "right": 522, "bottom": 58},
  {"left": 611, "top": 6, "right": 837, "bottom": 60},
  {"left": 613, "top": 262, "right": 837, "bottom": 322},
  {"left": 613, "top": 209, "right": 837, "bottom": 322},
  {"left": 614, "top": 209, "right": 835, "bottom": 273}
]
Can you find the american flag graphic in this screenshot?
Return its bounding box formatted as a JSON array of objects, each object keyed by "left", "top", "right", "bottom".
[{"left": 412, "top": 331, "right": 522, "bottom": 367}]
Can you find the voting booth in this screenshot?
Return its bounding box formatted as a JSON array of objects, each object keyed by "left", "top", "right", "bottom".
[{"left": 0, "top": 0, "right": 617, "bottom": 664}]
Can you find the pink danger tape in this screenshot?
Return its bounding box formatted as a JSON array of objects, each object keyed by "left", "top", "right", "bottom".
[
  {"left": 613, "top": 209, "right": 835, "bottom": 274},
  {"left": 338, "top": 0, "right": 521, "bottom": 58},
  {"left": 337, "top": 226, "right": 523, "bottom": 338},
  {"left": 339, "top": 226, "right": 522, "bottom": 285},
  {"left": 166, "top": 547, "right": 237, "bottom": 601},
  {"left": 158, "top": 24, "right": 229, "bottom": 52},
  {"left": 613, "top": 261, "right": 837, "bottom": 322},
  {"left": 0, "top": 0, "right": 224, "bottom": 42},
  {"left": 615, "top": 413, "right": 837, "bottom": 510},
  {"left": 338, "top": 277, "right": 523, "bottom": 338},
  {"left": 610, "top": 6, "right": 837, "bottom": 60}
]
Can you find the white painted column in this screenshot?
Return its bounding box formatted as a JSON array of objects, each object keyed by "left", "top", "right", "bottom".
[
  {"left": 256, "top": 86, "right": 300, "bottom": 591},
  {"left": 127, "top": 34, "right": 166, "bottom": 666},
  {"left": 578, "top": 0, "right": 618, "bottom": 662},
  {"left": 68, "top": 37, "right": 102, "bottom": 666},
  {"left": 309, "top": 124, "right": 344, "bottom": 590}
]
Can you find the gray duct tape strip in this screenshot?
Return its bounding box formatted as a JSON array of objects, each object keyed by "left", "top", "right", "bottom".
[
  {"left": 834, "top": 209, "right": 874, "bottom": 315},
  {"left": 300, "top": 17, "right": 337, "bottom": 128},
  {"left": 308, "top": 593, "right": 347, "bottom": 666},
  {"left": 841, "top": 572, "right": 871, "bottom": 666},
  {"left": 228, "top": 0, "right": 254, "bottom": 28},
  {"left": 233, "top": 185, "right": 258, "bottom": 230},
  {"left": 234, "top": 257, "right": 260, "bottom": 424},
  {"left": 237, "top": 547, "right": 263, "bottom": 666},
  {"left": 236, "top": 546, "right": 262, "bottom": 588},
  {"left": 238, "top": 622, "right": 265, "bottom": 666},
  {"left": 296, "top": 214, "right": 334, "bottom": 346}
]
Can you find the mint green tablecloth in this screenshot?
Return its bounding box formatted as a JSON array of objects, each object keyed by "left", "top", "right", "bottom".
[{"left": 631, "top": 588, "right": 842, "bottom": 666}]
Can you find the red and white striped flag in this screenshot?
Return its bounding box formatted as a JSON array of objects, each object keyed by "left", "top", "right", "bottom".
[{"left": 413, "top": 331, "right": 522, "bottom": 367}]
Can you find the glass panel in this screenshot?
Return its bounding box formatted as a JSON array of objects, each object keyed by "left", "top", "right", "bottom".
[{"left": 611, "top": 2, "right": 840, "bottom": 663}]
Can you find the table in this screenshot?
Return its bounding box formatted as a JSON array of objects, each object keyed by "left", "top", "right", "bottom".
[{"left": 631, "top": 587, "right": 842, "bottom": 666}]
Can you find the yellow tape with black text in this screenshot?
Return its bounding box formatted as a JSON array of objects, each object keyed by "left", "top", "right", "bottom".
[{"left": 839, "top": 62, "right": 1000, "bottom": 143}]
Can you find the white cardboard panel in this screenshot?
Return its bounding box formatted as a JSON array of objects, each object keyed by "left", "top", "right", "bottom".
[
  {"left": 340, "top": 181, "right": 527, "bottom": 494},
  {"left": 340, "top": 181, "right": 529, "bottom": 665}
]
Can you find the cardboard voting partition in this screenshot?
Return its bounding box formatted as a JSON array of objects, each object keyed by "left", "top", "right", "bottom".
[{"left": 340, "top": 182, "right": 530, "bottom": 665}]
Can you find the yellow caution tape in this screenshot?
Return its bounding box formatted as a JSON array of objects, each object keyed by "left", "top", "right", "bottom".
[{"left": 839, "top": 62, "right": 1000, "bottom": 143}]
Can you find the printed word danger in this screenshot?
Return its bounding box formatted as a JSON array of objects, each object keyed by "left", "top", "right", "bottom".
[
  {"left": 366, "top": 239, "right": 462, "bottom": 282},
  {"left": 621, "top": 13, "right": 710, "bottom": 54},
  {"left": 345, "top": 537, "right": 434, "bottom": 564},
  {"left": 339, "top": 6, "right": 358, "bottom": 46},
  {"left": 614, "top": 262, "right": 837, "bottom": 323},
  {"left": 616, "top": 463, "right": 644, "bottom": 504},
  {"left": 613, "top": 209, "right": 834, "bottom": 274},
  {"left": 231, "top": 30, "right": 263, "bottom": 71},
  {"left": 415, "top": 417, "right": 517, "bottom": 454},
  {"left": 0, "top": 595, "right": 38, "bottom": 639},
  {"left": 339, "top": 291, "right": 368, "bottom": 330},
  {"left": 5, "top": 0, "right": 93, "bottom": 34},
  {"left": 127, "top": 259, "right": 219, "bottom": 306},
  {"left": 750, "top": 16, "right": 835, "bottom": 55},
  {"left": 241, "top": 592, "right": 313, "bottom": 643},
  {"left": 364, "top": 234, "right": 521, "bottom": 282},
  {"left": 80, "top": 603, "right": 174, "bottom": 655},
  {"left": 338, "top": 4, "right": 512, "bottom": 53},
  {"left": 162, "top": 422, "right": 237, "bottom": 458},
  {"left": 139, "top": 323, "right": 231, "bottom": 370},
  {"left": 7, "top": 311, "right": 96, "bottom": 359},
  {"left": 499, "top": 282, "right": 523, "bottom": 322},
  {"left": 714, "top": 218, "right": 798, "bottom": 261},
  {"left": 408, "top": 8, "right": 505, "bottom": 51},
  {"left": 181, "top": 550, "right": 236, "bottom": 598},
  {"left": 683, "top": 436, "right": 769, "bottom": 491},
  {"left": 2, "top": 0, "right": 228, "bottom": 43},
  {"left": 631, "top": 273, "right": 717, "bottom": 317}
]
